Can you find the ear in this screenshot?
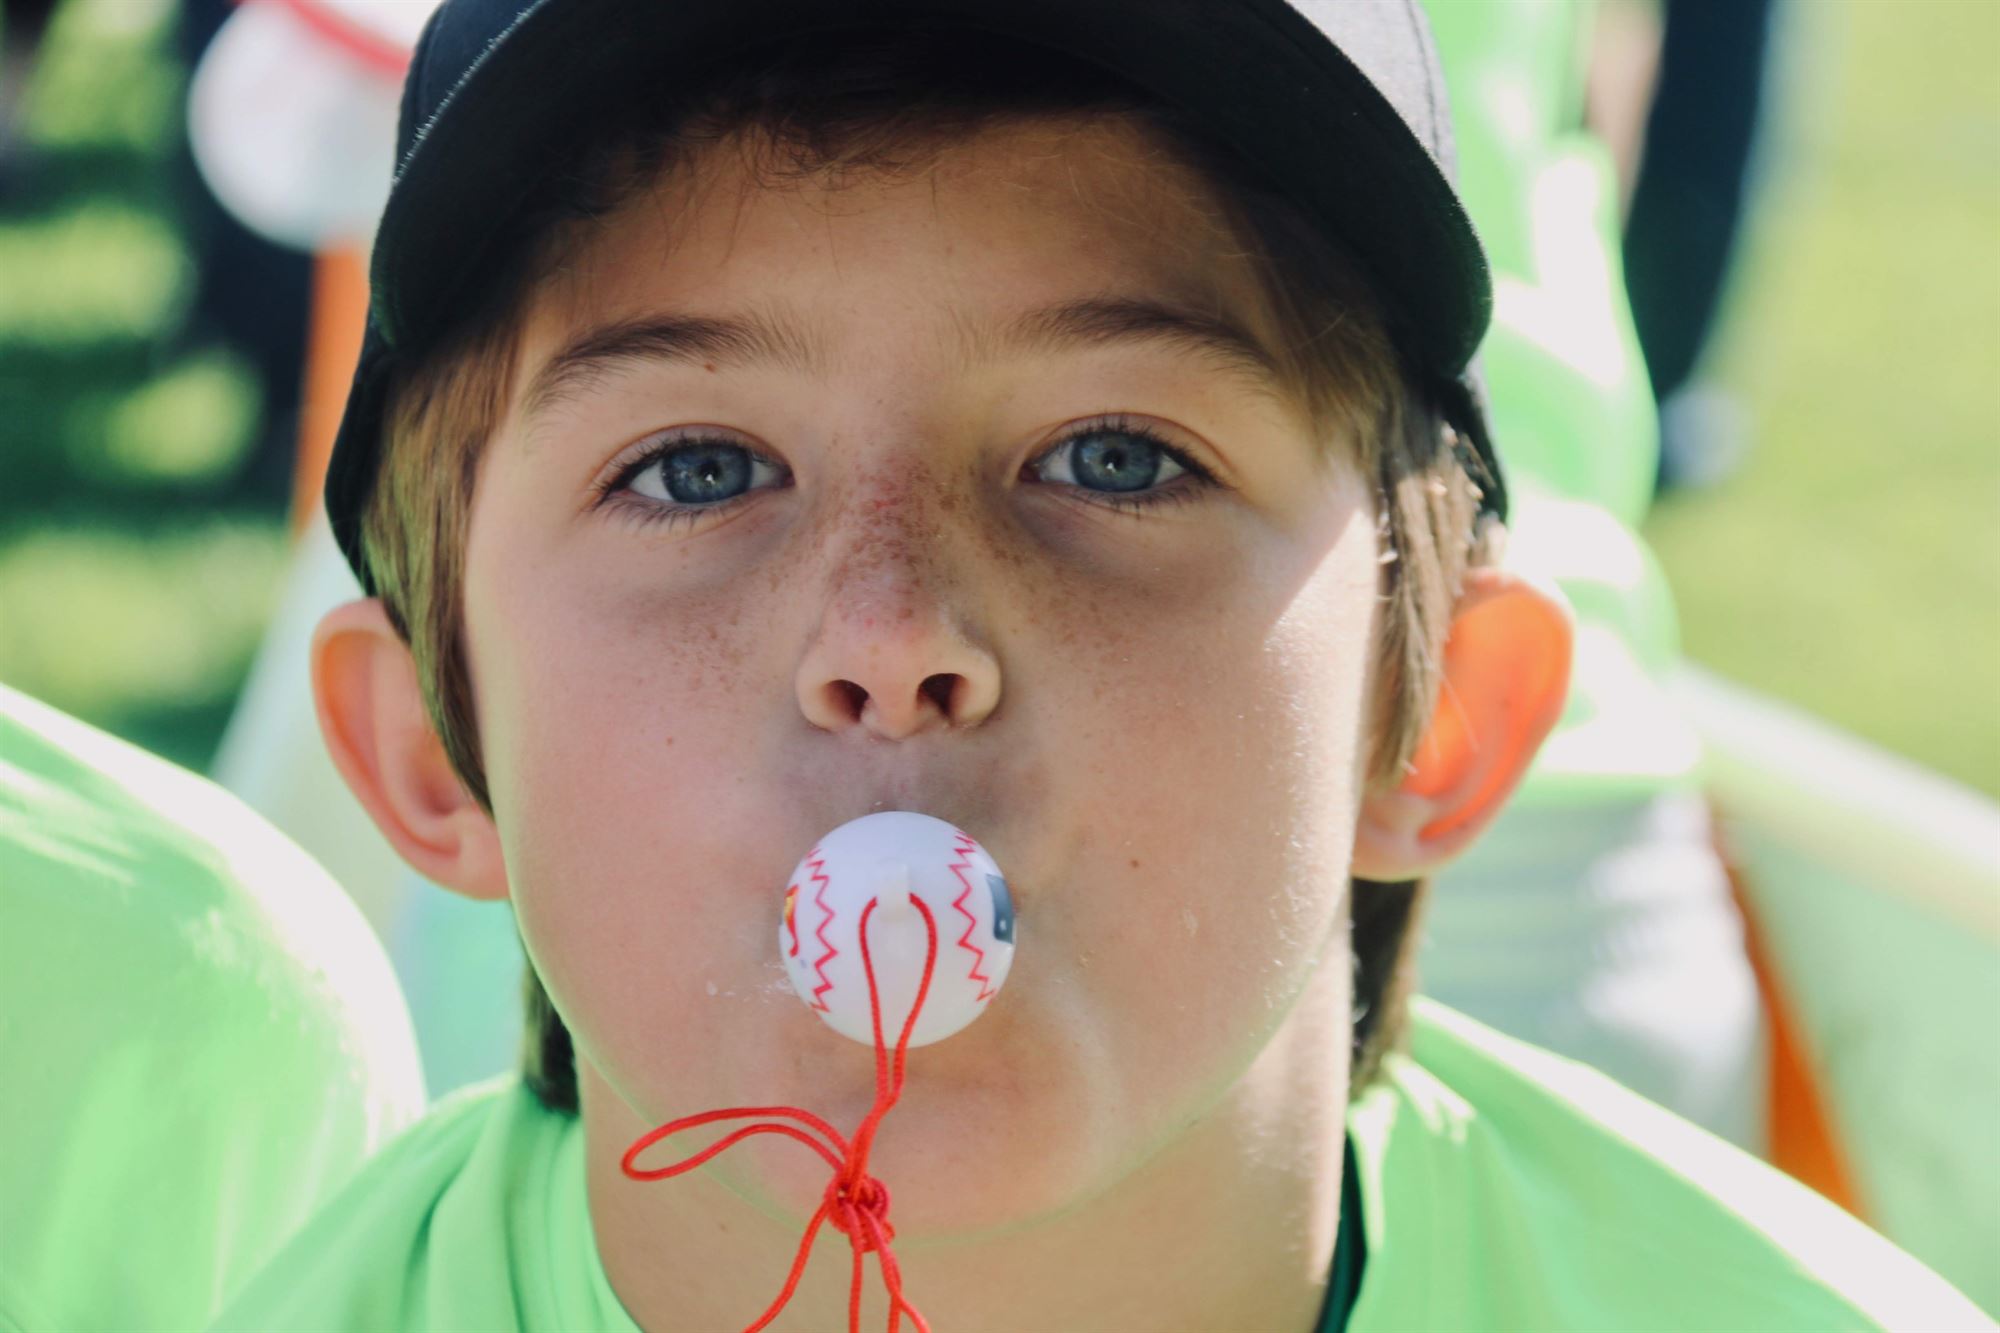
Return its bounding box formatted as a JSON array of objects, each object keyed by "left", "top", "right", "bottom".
[
  {"left": 311, "top": 598, "right": 510, "bottom": 901},
  {"left": 1352, "top": 566, "right": 1573, "bottom": 880}
]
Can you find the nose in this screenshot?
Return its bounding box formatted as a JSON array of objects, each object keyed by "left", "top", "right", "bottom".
[{"left": 795, "top": 517, "right": 1002, "bottom": 740}]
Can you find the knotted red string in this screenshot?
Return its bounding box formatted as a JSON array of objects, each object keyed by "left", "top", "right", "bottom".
[{"left": 622, "top": 897, "right": 938, "bottom": 1333}]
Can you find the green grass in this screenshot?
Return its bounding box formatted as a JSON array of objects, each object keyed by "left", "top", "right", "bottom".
[
  {"left": 0, "top": 0, "right": 1994, "bottom": 795},
  {"left": 1644, "top": 0, "right": 2000, "bottom": 796}
]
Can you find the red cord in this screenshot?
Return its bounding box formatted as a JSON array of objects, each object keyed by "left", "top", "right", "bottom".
[
  {"left": 623, "top": 898, "right": 938, "bottom": 1333},
  {"left": 249, "top": 0, "right": 413, "bottom": 79}
]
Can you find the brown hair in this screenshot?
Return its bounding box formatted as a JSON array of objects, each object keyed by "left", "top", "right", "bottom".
[{"left": 360, "top": 31, "right": 1493, "bottom": 1113}]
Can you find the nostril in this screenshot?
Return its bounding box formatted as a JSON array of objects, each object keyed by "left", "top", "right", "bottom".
[
  {"left": 810, "top": 676, "right": 963, "bottom": 734},
  {"left": 920, "top": 673, "right": 959, "bottom": 718},
  {"left": 827, "top": 680, "right": 869, "bottom": 723}
]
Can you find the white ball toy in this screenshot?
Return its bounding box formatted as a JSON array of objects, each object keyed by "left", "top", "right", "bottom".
[
  {"left": 188, "top": 0, "right": 436, "bottom": 251},
  {"left": 781, "top": 812, "right": 1016, "bottom": 1048}
]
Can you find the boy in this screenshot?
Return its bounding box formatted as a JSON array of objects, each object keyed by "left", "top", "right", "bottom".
[{"left": 217, "top": 1, "right": 1987, "bottom": 1328}]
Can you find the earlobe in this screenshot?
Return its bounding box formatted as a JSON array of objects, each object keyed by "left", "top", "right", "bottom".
[
  {"left": 1352, "top": 567, "right": 1573, "bottom": 881},
  {"left": 311, "top": 599, "right": 509, "bottom": 901}
]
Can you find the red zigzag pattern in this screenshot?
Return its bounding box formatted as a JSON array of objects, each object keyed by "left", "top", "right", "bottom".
[
  {"left": 948, "top": 832, "right": 997, "bottom": 1001},
  {"left": 806, "top": 853, "right": 838, "bottom": 1013}
]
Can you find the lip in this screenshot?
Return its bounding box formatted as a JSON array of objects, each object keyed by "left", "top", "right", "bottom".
[
  {"left": 793, "top": 802, "right": 1016, "bottom": 871},
  {"left": 768, "top": 731, "right": 1047, "bottom": 891},
  {"left": 781, "top": 750, "right": 1015, "bottom": 833}
]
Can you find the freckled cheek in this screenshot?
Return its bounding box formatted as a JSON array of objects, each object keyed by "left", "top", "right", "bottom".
[
  {"left": 1016, "top": 552, "right": 1367, "bottom": 1077},
  {"left": 486, "top": 573, "right": 763, "bottom": 787},
  {"left": 470, "top": 575, "right": 783, "bottom": 1023},
  {"left": 1041, "top": 685, "right": 1350, "bottom": 1115}
]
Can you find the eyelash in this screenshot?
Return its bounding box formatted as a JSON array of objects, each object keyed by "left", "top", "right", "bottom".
[
  {"left": 593, "top": 432, "right": 786, "bottom": 532},
  {"left": 592, "top": 414, "right": 1219, "bottom": 530},
  {"left": 1037, "top": 414, "right": 1217, "bottom": 517}
]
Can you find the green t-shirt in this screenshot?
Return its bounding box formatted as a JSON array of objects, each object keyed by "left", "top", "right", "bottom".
[
  {"left": 0, "top": 683, "right": 426, "bottom": 1331},
  {"left": 211, "top": 998, "right": 1987, "bottom": 1331}
]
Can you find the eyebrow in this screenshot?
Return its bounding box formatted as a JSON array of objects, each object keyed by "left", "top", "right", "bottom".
[
  {"left": 998, "top": 296, "right": 1289, "bottom": 398},
  {"left": 520, "top": 309, "right": 822, "bottom": 422},
  {"left": 518, "top": 295, "right": 1290, "bottom": 424}
]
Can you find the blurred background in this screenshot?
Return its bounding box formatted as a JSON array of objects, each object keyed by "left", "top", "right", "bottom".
[{"left": 0, "top": 0, "right": 1993, "bottom": 794}]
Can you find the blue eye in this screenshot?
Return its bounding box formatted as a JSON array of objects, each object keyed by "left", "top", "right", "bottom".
[
  {"left": 624, "top": 441, "right": 784, "bottom": 507},
  {"left": 1032, "top": 425, "right": 1192, "bottom": 497}
]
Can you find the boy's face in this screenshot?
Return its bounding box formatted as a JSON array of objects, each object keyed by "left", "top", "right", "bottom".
[{"left": 464, "top": 118, "right": 1385, "bottom": 1231}]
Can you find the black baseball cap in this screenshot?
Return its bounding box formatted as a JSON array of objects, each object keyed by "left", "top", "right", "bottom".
[{"left": 327, "top": 0, "right": 1504, "bottom": 591}]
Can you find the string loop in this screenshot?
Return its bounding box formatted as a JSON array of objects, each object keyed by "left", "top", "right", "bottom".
[{"left": 622, "top": 896, "right": 938, "bottom": 1333}]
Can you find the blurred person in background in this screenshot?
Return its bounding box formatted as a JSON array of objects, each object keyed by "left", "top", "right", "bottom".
[
  {"left": 0, "top": 10, "right": 428, "bottom": 1325},
  {"left": 1592, "top": 0, "right": 1782, "bottom": 493},
  {"left": 1422, "top": 1, "right": 1766, "bottom": 1152},
  {"left": 1433, "top": 13, "right": 1999, "bottom": 1317},
  {"left": 0, "top": 679, "right": 425, "bottom": 1329}
]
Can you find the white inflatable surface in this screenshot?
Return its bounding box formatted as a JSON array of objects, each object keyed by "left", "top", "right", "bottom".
[
  {"left": 1677, "top": 664, "right": 2000, "bottom": 1315},
  {"left": 187, "top": 0, "right": 436, "bottom": 250}
]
